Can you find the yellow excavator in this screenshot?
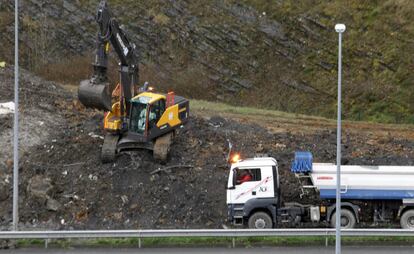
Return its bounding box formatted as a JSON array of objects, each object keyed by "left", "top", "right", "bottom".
[{"left": 78, "top": 1, "right": 189, "bottom": 163}]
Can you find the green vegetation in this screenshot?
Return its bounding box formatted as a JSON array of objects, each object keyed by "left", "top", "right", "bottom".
[
  {"left": 191, "top": 99, "right": 414, "bottom": 132},
  {"left": 191, "top": 99, "right": 331, "bottom": 123},
  {"left": 15, "top": 236, "right": 414, "bottom": 248},
  {"left": 2, "top": 0, "right": 413, "bottom": 124},
  {"left": 236, "top": 0, "right": 414, "bottom": 124}
]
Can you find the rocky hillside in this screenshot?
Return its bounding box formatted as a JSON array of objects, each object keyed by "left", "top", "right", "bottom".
[{"left": 1, "top": 0, "right": 413, "bottom": 123}]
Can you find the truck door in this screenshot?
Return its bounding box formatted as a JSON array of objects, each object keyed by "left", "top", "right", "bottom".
[{"left": 228, "top": 167, "right": 274, "bottom": 204}]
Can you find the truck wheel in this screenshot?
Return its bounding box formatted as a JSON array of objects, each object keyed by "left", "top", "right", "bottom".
[
  {"left": 400, "top": 210, "right": 414, "bottom": 229},
  {"left": 330, "top": 209, "right": 356, "bottom": 229},
  {"left": 248, "top": 212, "right": 273, "bottom": 229}
]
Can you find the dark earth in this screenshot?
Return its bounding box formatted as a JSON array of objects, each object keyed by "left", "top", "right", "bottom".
[{"left": 0, "top": 66, "right": 413, "bottom": 230}]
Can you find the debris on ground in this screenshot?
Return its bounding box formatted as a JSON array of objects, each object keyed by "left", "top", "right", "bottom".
[
  {"left": 0, "top": 102, "right": 14, "bottom": 115},
  {"left": 0, "top": 66, "right": 413, "bottom": 230}
]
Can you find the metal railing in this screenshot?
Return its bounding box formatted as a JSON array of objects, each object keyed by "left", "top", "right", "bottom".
[
  {"left": 1, "top": 228, "right": 414, "bottom": 239},
  {"left": 1, "top": 229, "right": 413, "bottom": 245}
]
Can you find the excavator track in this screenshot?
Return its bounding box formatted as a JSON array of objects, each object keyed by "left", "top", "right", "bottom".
[
  {"left": 101, "top": 134, "right": 119, "bottom": 163},
  {"left": 153, "top": 132, "right": 174, "bottom": 162}
]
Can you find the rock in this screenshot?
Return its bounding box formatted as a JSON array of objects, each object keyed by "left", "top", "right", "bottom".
[
  {"left": 255, "top": 143, "right": 264, "bottom": 153},
  {"left": 121, "top": 195, "right": 129, "bottom": 205},
  {"left": 113, "top": 212, "right": 123, "bottom": 220},
  {"left": 46, "top": 198, "right": 61, "bottom": 212},
  {"left": 0, "top": 239, "right": 16, "bottom": 249},
  {"left": 5, "top": 159, "right": 13, "bottom": 169},
  {"left": 209, "top": 116, "right": 226, "bottom": 127},
  {"left": 27, "top": 175, "right": 53, "bottom": 201},
  {"left": 0, "top": 182, "right": 9, "bottom": 201},
  {"left": 63, "top": 0, "right": 77, "bottom": 13}
]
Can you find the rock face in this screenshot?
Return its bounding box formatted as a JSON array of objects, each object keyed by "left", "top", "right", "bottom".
[{"left": 1, "top": 1, "right": 413, "bottom": 122}]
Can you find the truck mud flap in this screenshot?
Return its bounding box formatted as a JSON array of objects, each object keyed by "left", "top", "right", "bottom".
[{"left": 78, "top": 79, "right": 112, "bottom": 111}]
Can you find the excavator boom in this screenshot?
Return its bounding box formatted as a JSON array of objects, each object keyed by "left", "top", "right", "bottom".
[{"left": 78, "top": 0, "right": 139, "bottom": 113}]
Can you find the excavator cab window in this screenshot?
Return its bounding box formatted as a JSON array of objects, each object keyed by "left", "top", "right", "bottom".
[
  {"left": 148, "top": 99, "right": 166, "bottom": 129},
  {"left": 129, "top": 101, "right": 148, "bottom": 134}
]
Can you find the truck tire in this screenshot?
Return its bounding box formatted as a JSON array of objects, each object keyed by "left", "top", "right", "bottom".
[
  {"left": 248, "top": 212, "right": 273, "bottom": 229},
  {"left": 330, "top": 209, "right": 356, "bottom": 229},
  {"left": 400, "top": 210, "right": 414, "bottom": 229}
]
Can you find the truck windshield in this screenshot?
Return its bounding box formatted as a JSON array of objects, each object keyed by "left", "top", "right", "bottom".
[{"left": 130, "top": 102, "right": 148, "bottom": 134}]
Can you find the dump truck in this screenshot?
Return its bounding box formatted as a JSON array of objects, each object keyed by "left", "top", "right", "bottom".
[
  {"left": 226, "top": 152, "right": 414, "bottom": 229},
  {"left": 78, "top": 1, "right": 189, "bottom": 162}
]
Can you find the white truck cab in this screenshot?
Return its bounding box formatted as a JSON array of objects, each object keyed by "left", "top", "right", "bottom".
[
  {"left": 226, "top": 157, "right": 280, "bottom": 228},
  {"left": 226, "top": 153, "right": 414, "bottom": 229}
]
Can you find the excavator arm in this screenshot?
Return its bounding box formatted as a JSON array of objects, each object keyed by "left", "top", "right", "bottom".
[{"left": 78, "top": 0, "right": 139, "bottom": 118}]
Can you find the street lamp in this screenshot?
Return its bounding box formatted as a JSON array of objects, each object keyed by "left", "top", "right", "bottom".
[
  {"left": 334, "top": 23, "right": 346, "bottom": 254},
  {"left": 13, "top": 0, "right": 19, "bottom": 231}
]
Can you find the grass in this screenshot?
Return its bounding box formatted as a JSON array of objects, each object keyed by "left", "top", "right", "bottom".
[
  {"left": 190, "top": 99, "right": 414, "bottom": 132},
  {"left": 191, "top": 99, "right": 331, "bottom": 122},
  {"left": 14, "top": 236, "right": 414, "bottom": 248}
]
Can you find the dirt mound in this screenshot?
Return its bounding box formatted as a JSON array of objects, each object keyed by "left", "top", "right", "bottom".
[
  {"left": 0, "top": 66, "right": 70, "bottom": 169},
  {"left": 0, "top": 67, "right": 413, "bottom": 230}
]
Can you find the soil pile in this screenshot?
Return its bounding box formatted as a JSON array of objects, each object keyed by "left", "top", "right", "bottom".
[{"left": 0, "top": 66, "right": 413, "bottom": 230}]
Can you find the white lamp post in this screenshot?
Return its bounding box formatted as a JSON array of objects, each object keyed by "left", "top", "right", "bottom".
[
  {"left": 13, "top": 0, "right": 19, "bottom": 231},
  {"left": 334, "top": 23, "right": 346, "bottom": 254}
]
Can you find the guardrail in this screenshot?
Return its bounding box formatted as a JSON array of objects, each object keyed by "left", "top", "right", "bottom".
[
  {"left": 1, "top": 229, "right": 413, "bottom": 248},
  {"left": 1, "top": 229, "right": 414, "bottom": 239}
]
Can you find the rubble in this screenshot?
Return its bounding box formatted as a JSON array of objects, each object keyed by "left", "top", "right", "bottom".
[
  {"left": 46, "top": 199, "right": 61, "bottom": 212},
  {"left": 26, "top": 175, "right": 53, "bottom": 202},
  {"left": 0, "top": 182, "right": 9, "bottom": 202},
  {"left": 0, "top": 66, "right": 413, "bottom": 230},
  {"left": 0, "top": 102, "right": 14, "bottom": 115}
]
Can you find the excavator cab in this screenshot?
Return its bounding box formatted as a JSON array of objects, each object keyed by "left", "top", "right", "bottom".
[
  {"left": 128, "top": 92, "right": 167, "bottom": 138},
  {"left": 129, "top": 95, "right": 165, "bottom": 135},
  {"left": 129, "top": 100, "right": 148, "bottom": 134}
]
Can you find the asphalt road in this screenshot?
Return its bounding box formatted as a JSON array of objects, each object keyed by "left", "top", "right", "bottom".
[{"left": 2, "top": 246, "right": 414, "bottom": 254}]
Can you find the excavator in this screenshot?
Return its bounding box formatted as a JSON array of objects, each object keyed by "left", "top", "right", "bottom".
[{"left": 78, "top": 1, "right": 189, "bottom": 163}]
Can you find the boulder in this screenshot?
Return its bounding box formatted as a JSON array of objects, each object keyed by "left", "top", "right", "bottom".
[
  {"left": 46, "top": 198, "right": 61, "bottom": 212},
  {"left": 26, "top": 175, "right": 53, "bottom": 201}
]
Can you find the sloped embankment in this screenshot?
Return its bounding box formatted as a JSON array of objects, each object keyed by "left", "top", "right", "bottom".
[{"left": 0, "top": 67, "right": 413, "bottom": 230}]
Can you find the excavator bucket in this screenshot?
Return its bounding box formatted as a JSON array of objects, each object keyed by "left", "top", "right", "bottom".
[{"left": 78, "top": 79, "right": 112, "bottom": 111}]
